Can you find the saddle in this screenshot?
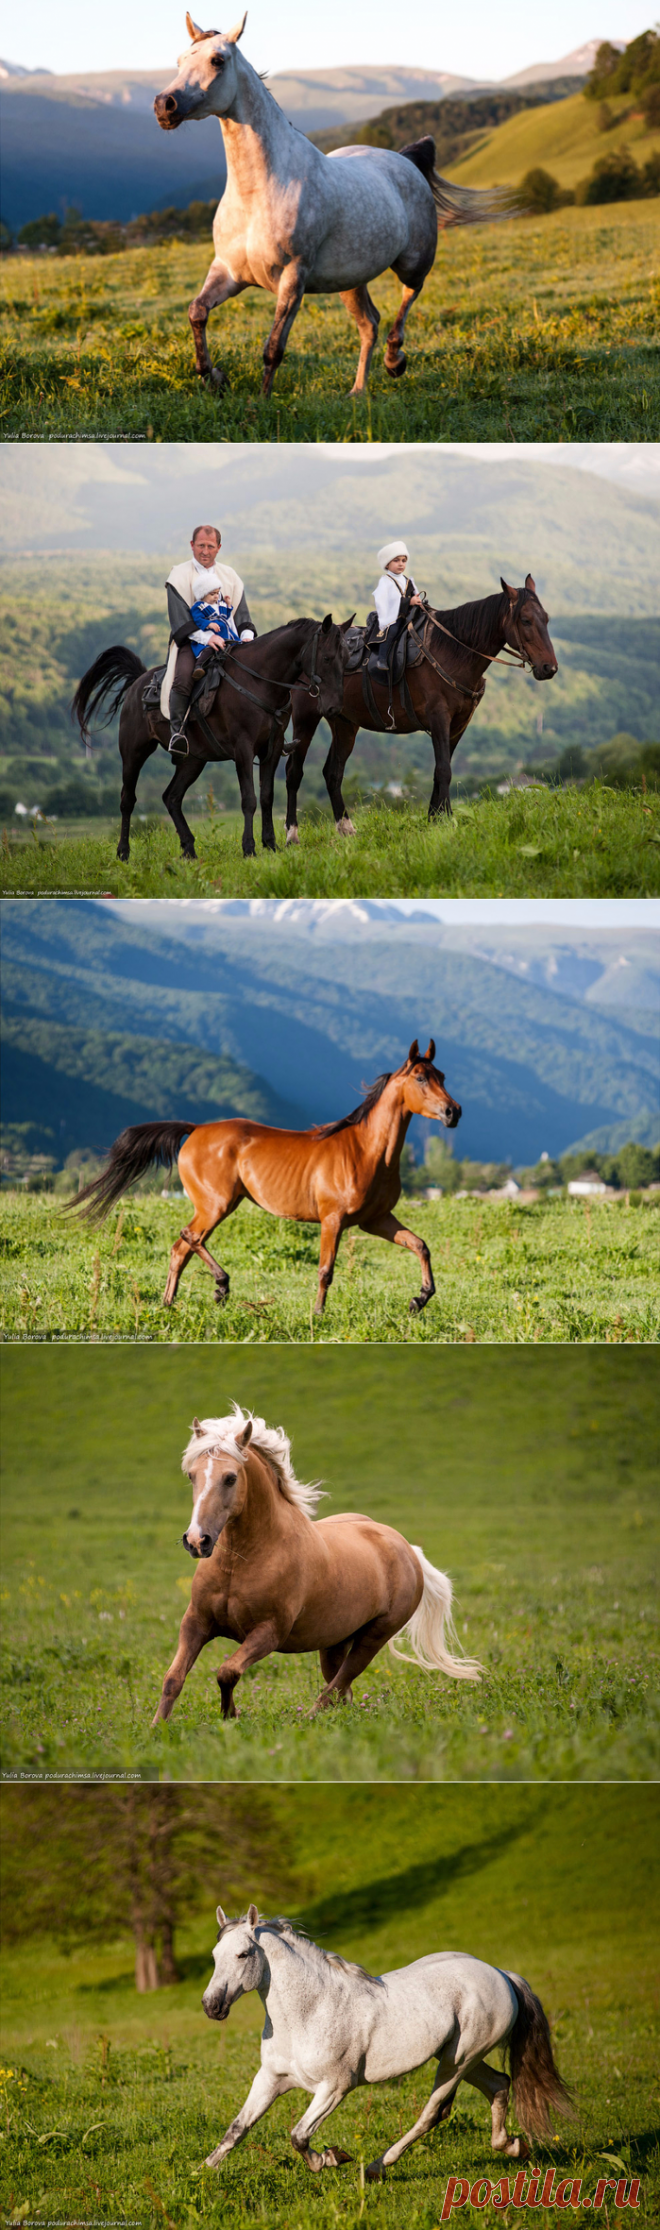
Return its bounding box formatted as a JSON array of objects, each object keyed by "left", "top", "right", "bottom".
[
  {"left": 142, "top": 650, "right": 234, "bottom": 758},
  {"left": 343, "top": 609, "right": 425, "bottom": 687}
]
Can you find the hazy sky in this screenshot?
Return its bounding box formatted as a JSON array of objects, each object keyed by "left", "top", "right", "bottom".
[
  {"left": 113, "top": 899, "right": 660, "bottom": 927},
  {"left": 1, "top": 0, "right": 645, "bottom": 81}
]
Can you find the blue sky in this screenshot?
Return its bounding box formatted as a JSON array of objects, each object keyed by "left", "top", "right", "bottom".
[{"left": 2, "top": 0, "right": 646, "bottom": 80}]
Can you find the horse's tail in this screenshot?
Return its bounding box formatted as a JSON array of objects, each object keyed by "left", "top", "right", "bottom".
[
  {"left": 505, "top": 1973, "right": 573, "bottom": 2137},
  {"left": 71, "top": 645, "right": 146, "bottom": 745},
  {"left": 399, "top": 135, "right": 521, "bottom": 226},
  {"left": 65, "top": 1120, "right": 196, "bottom": 1224},
  {"left": 388, "top": 1548, "right": 482, "bottom": 1681}
]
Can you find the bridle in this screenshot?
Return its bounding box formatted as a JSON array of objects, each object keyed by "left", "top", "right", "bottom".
[
  {"left": 221, "top": 622, "right": 324, "bottom": 714},
  {"left": 416, "top": 590, "right": 538, "bottom": 701}
]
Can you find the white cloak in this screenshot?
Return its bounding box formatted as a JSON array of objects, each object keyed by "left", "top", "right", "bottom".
[
  {"left": 372, "top": 573, "right": 417, "bottom": 630},
  {"left": 161, "top": 558, "right": 245, "bottom": 716}
]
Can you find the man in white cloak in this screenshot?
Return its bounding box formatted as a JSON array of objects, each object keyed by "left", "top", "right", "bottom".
[{"left": 162, "top": 523, "right": 257, "bottom": 749}]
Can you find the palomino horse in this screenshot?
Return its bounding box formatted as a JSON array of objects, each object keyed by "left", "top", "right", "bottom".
[
  {"left": 202, "top": 1907, "right": 571, "bottom": 2179},
  {"left": 154, "top": 16, "right": 515, "bottom": 398},
  {"left": 71, "top": 616, "right": 351, "bottom": 861},
  {"left": 72, "top": 1039, "right": 461, "bottom": 1318},
  {"left": 152, "top": 1406, "right": 481, "bottom": 1725},
  {"left": 286, "top": 576, "right": 559, "bottom": 837}
]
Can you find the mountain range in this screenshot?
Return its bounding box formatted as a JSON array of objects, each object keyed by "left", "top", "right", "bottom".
[
  {"left": 1, "top": 900, "right": 658, "bottom": 1170},
  {"left": 0, "top": 42, "right": 610, "bottom": 230}
]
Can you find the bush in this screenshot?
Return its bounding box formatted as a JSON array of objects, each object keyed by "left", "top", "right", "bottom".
[
  {"left": 585, "top": 30, "right": 660, "bottom": 102},
  {"left": 520, "top": 167, "right": 574, "bottom": 213},
  {"left": 17, "top": 211, "right": 61, "bottom": 249},
  {"left": 576, "top": 147, "right": 643, "bottom": 204}
]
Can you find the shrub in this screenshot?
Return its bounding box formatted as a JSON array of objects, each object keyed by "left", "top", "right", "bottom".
[
  {"left": 17, "top": 212, "right": 61, "bottom": 249},
  {"left": 520, "top": 167, "right": 574, "bottom": 214},
  {"left": 576, "top": 147, "right": 642, "bottom": 204}
]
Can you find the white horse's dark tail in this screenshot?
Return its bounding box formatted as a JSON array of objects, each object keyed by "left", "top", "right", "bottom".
[
  {"left": 400, "top": 135, "right": 522, "bottom": 227},
  {"left": 506, "top": 1973, "right": 573, "bottom": 2137},
  {"left": 388, "top": 1549, "right": 482, "bottom": 1682}
]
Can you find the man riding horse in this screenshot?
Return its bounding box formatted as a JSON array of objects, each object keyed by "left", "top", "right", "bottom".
[{"left": 164, "top": 522, "right": 257, "bottom": 751}]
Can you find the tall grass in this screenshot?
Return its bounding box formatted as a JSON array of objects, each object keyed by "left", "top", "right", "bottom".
[
  {"left": 2, "top": 201, "right": 658, "bottom": 439},
  {"left": 2, "top": 783, "right": 658, "bottom": 897},
  {"left": 1, "top": 1189, "right": 658, "bottom": 1344}
]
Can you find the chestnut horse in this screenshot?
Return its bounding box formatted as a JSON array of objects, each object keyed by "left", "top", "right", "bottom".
[
  {"left": 285, "top": 576, "right": 558, "bottom": 834},
  {"left": 152, "top": 1406, "right": 481, "bottom": 1725},
  {"left": 72, "top": 1038, "right": 461, "bottom": 1318}
]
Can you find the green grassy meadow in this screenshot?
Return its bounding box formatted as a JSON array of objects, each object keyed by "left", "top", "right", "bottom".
[
  {"left": 1, "top": 1348, "right": 658, "bottom": 1782},
  {"left": 3, "top": 782, "right": 659, "bottom": 897},
  {"left": 1, "top": 1786, "right": 658, "bottom": 2225},
  {"left": 2, "top": 200, "right": 658, "bottom": 440},
  {"left": 455, "top": 84, "right": 660, "bottom": 191},
  {"left": 1, "top": 1188, "right": 658, "bottom": 1346}
]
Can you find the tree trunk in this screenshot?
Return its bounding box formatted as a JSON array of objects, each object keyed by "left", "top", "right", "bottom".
[
  {"left": 159, "top": 1914, "right": 180, "bottom": 1985},
  {"left": 135, "top": 1940, "right": 160, "bottom": 1992}
]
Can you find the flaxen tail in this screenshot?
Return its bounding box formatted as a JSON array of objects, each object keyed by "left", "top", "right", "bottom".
[
  {"left": 65, "top": 1121, "right": 196, "bottom": 1224},
  {"left": 506, "top": 1973, "right": 573, "bottom": 2137},
  {"left": 388, "top": 1548, "right": 482, "bottom": 1681},
  {"left": 400, "top": 134, "right": 522, "bottom": 226}
]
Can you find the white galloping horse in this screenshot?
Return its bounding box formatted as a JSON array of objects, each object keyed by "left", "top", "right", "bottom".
[
  {"left": 202, "top": 1908, "right": 570, "bottom": 2181},
  {"left": 155, "top": 15, "right": 512, "bottom": 397}
]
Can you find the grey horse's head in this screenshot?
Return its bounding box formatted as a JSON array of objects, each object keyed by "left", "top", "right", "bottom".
[
  {"left": 203, "top": 1905, "right": 267, "bottom": 2021},
  {"left": 154, "top": 12, "right": 247, "bottom": 130}
]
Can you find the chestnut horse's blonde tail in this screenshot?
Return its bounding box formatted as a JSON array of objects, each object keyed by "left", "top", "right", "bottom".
[
  {"left": 430, "top": 172, "right": 523, "bottom": 227},
  {"left": 388, "top": 1549, "right": 482, "bottom": 1682}
]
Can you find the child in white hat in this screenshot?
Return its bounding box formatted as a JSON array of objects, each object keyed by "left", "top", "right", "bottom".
[{"left": 372, "top": 541, "right": 424, "bottom": 680}]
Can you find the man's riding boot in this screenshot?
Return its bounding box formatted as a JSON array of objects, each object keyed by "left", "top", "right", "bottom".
[{"left": 168, "top": 684, "right": 192, "bottom": 756}]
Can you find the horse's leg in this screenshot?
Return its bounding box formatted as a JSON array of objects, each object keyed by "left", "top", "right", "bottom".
[
  {"left": 206, "top": 2065, "right": 295, "bottom": 2169},
  {"left": 290, "top": 2078, "right": 354, "bottom": 2172},
  {"left": 163, "top": 1192, "right": 243, "bottom": 1307},
  {"left": 464, "top": 2062, "right": 530, "bottom": 2161},
  {"left": 216, "top": 1618, "right": 282, "bottom": 1720},
  {"left": 188, "top": 259, "right": 246, "bottom": 390},
  {"left": 285, "top": 706, "right": 320, "bottom": 844},
  {"left": 340, "top": 285, "right": 380, "bottom": 396},
  {"left": 361, "top": 1209, "right": 435, "bottom": 1316},
  {"left": 323, "top": 714, "right": 359, "bottom": 835},
  {"left": 262, "top": 261, "right": 306, "bottom": 398},
  {"left": 117, "top": 713, "right": 158, "bottom": 862},
  {"left": 367, "top": 2063, "right": 461, "bottom": 2182},
  {"left": 314, "top": 1214, "right": 345, "bottom": 1315},
  {"left": 151, "top": 1605, "right": 213, "bottom": 1724},
  {"left": 161, "top": 750, "right": 205, "bottom": 860},
  {"left": 233, "top": 739, "right": 259, "bottom": 859},
  {"left": 319, "top": 1641, "right": 353, "bottom": 1704},
  {"left": 428, "top": 701, "right": 453, "bottom": 819},
  {"left": 383, "top": 280, "right": 423, "bottom": 380},
  {"left": 311, "top": 1616, "right": 394, "bottom": 1714},
  {"left": 258, "top": 739, "right": 279, "bottom": 853}
]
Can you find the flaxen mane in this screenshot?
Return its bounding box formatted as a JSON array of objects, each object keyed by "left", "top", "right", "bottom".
[{"left": 181, "top": 1403, "right": 324, "bottom": 1520}]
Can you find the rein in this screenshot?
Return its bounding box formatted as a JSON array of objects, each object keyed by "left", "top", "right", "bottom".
[
  {"left": 223, "top": 623, "right": 324, "bottom": 711},
  {"left": 416, "top": 596, "right": 531, "bottom": 700}
]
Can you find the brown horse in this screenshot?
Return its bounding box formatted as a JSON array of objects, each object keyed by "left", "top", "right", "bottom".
[
  {"left": 152, "top": 1407, "right": 481, "bottom": 1725},
  {"left": 71, "top": 615, "right": 351, "bottom": 862},
  {"left": 72, "top": 1039, "right": 460, "bottom": 1318},
  {"left": 285, "top": 575, "right": 558, "bottom": 835}
]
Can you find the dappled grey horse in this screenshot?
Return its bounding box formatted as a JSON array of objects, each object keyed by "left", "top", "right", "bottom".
[
  {"left": 202, "top": 1908, "right": 571, "bottom": 2180},
  {"left": 154, "top": 14, "right": 514, "bottom": 396}
]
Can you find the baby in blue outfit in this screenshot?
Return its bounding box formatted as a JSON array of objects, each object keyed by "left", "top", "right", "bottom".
[{"left": 189, "top": 585, "right": 239, "bottom": 658}]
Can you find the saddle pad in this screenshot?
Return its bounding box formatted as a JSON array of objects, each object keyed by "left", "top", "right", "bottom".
[{"left": 142, "top": 665, "right": 166, "bottom": 710}]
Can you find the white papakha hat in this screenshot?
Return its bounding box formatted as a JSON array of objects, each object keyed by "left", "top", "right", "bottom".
[{"left": 377, "top": 539, "right": 409, "bottom": 570}]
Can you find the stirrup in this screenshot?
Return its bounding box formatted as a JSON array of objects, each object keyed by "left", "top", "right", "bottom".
[{"left": 168, "top": 726, "right": 189, "bottom": 757}]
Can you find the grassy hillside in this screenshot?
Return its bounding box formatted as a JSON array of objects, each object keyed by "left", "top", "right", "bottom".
[
  {"left": 1, "top": 1187, "right": 658, "bottom": 1345},
  {"left": 1, "top": 1347, "right": 658, "bottom": 1781},
  {"left": 453, "top": 85, "right": 660, "bottom": 187},
  {"left": 2, "top": 1786, "right": 658, "bottom": 2225},
  {"left": 2, "top": 201, "right": 657, "bottom": 439}
]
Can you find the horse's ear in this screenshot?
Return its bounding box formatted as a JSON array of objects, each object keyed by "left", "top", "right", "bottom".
[
  {"left": 236, "top": 1419, "right": 253, "bottom": 1451},
  {"left": 247, "top": 1902, "right": 259, "bottom": 1927},
  {"left": 408, "top": 1038, "right": 420, "bottom": 1062},
  {"left": 225, "top": 10, "right": 247, "bottom": 41},
  {"left": 192, "top": 1417, "right": 204, "bottom": 1435},
  {"left": 321, "top": 613, "right": 333, "bottom": 635},
  {"left": 500, "top": 576, "right": 517, "bottom": 603},
  {"left": 341, "top": 614, "right": 356, "bottom": 632},
  {"left": 216, "top": 1903, "right": 227, "bottom": 1927},
  {"left": 186, "top": 12, "right": 207, "bottom": 39},
  {"left": 424, "top": 1038, "right": 436, "bottom": 1062},
  {"left": 524, "top": 572, "right": 537, "bottom": 595}
]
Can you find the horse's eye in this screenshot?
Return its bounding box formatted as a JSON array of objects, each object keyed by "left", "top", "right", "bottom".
[
  {"left": 224, "top": 1472, "right": 237, "bottom": 1487},
  {"left": 237, "top": 1949, "right": 252, "bottom": 1959},
  {"left": 211, "top": 52, "right": 225, "bottom": 67}
]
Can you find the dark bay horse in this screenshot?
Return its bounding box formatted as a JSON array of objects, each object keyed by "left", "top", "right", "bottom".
[
  {"left": 285, "top": 575, "right": 558, "bottom": 837},
  {"left": 152, "top": 1407, "right": 480, "bottom": 1725},
  {"left": 71, "top": 616, "right": 351, "bottom": 861},
  {"left": 71, "top": 1039, "right": 461, "bottom": 1318}
]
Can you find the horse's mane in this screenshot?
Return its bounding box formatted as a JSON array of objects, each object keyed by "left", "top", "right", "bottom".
[
  {"left": 313, "top": 1071, "right": 392, "bottom": 1139},
  {"left": 433, "top": 589, "right": 509, "bottom": 653},
  {"left": 181, "top": 1403, "right": 324, "bottom": 1520},
  {"left": 219, "top": 1912, "right": 385, "bottom": 1990}
]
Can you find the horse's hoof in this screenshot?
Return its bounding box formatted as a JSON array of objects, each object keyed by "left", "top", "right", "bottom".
[
  {"left": 214, "top": 1286, "right": 229, "bottom": 1306},
  {"left": 286, "top": 826, "right": 300, "bottom": 846},
  {"left": 116, "top": 845, "right": 129, "bottom": 862},
  {"left": 336, "top": 816, "right": 356, "bottom": 837},
  {"left": 366, "top": 2161, "right": 387, "bottom": 2183},
  {"left": 242, "top": 846, "right": 257, "bottom": 860},
  {"left": 201, "top": 365, "right": 227, "bottom": 394},
  {"left": 385, "top": 350, "right": 407, "bottom": 379},
  {"left": 262, "top": 838, "right": 277, "bottom": 853}
]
